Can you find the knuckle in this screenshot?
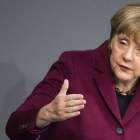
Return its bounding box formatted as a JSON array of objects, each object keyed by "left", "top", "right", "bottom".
[
  {"left": 69, "top": 100, "right": 72, "bottom": 106},
  {"left": 67, "top": 113, "right": 70, "bottom": 117},
  {"left": 57, "top": 96, "right": 63, "bottom": 102},
  {"left": 57, "top": 102, "right": 63, "bottom": 108},
  {"left": 55, "top": 109, "right": 65, "bottom": 119},
  {"left": 58, "top": 113, "right": 64, "bottom": 119},
  {"left": 56, "top": 110, "right": 61, "bottom": 115},
  {"left": 75, "top": 106, "right": 78, "bottom": 110},
  {"left": 78, "top": 100, "right": 83, "bottom": 105},
  {"left": 76, "top": 106, "right": 80, "bottom": 111},
  {"left": 79, "top": 105, "right": 84, "bottom": 110},
  {"left": 69, "top": 95, "right": 72, "bottom": 100},
  {"left": 77, "top": 100, "right": 80, "bottom": 104},
  {"left": 69, "top": 107, "right": 73, "bottom": 113},
  {"left": 80, "top": 105, "right": 84, "bottom": 108}
]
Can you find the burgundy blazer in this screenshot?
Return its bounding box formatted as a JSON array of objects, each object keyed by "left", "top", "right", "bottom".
[{"left": 6, "top": 41, "right": 140, "bottom": 140}]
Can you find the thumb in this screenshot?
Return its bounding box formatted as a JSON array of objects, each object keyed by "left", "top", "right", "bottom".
[{"left": 59, "top": 79, "right": 69, "bottom": 95}]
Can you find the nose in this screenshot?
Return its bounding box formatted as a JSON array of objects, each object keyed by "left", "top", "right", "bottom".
[{"left": 122, "top": 48, "right": 134, "bottom": 62}]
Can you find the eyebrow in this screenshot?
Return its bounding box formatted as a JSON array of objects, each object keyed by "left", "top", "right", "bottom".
[{"left": 118, "top": 35, "right": 130, "bottom": 43}]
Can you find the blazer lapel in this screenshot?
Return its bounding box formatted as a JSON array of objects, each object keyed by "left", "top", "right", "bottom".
[
  {"left": 92, "top": 40, "right": 122, "bottom": 126},
  {"left": 122, "top": 82, "right": 140, "bottom": 125},
  {"left": 94, "top": 70, "right": 122, "bottom": 126}
]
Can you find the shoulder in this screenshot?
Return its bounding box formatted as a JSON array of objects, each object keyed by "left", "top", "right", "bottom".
[
  {"left": 58, "top": 40, "right": 109, "bottom": 63},
  {"left": 59, "top": 49, "right": 94, "bottom": 62},
  {"left": 56, "top": 40, "right": 109, "bottom": 72}
]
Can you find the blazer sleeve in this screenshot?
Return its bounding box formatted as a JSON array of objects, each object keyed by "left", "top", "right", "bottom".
[{"left": 6, "top": 51, "right": 75, "bottom": 140}]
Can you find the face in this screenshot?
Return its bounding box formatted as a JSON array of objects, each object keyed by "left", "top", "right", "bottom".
[{"left": 110, "top": 33, "right": 140, "bottom": 83}]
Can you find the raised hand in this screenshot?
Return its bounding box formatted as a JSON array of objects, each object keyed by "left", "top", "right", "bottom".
[{"left": 35, "top": 79, "right": 86, "bottom": 129}]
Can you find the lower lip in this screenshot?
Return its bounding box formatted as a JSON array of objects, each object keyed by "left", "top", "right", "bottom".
[{"left": 120, "top": 66, "right": 130, "bottom": 71}]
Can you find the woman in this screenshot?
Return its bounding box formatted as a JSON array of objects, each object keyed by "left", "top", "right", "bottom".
[{"left": 6, "top": 3, "right": 140, "bottom": 140}]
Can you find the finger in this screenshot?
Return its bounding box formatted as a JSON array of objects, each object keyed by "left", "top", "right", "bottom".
[
  {"left": 65, "top": 94, "right": 84, "bottom": 101},
  {"left": 65, "top": 105, "right": 85, "bottom": 113},
  {"left": 59, "top": 79, "right": 69, "bottom": 96},
  {"left": 64, "top": 111, "right": 80, "bottom": 119},
  {"left": 66, "top": 99, "right": 86, "bottom": 107}
]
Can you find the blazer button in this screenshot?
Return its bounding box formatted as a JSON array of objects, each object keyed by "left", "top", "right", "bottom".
[
  {"left": 116, "top": 127, "right": 123, "bottom": 134},
  {"left": 22, "top": 125, "right": 25, "bottom": 129},
  {"left": 18, "top": 125, "right": 22, "bottom": 130},
  {"left": 18, "top": 126, "right": 21, "bottom": 130}
]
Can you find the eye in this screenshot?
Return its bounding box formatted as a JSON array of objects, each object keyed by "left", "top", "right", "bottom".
[
  {"left": 136, "top": 48, "right": 140, "bottom": 53},
  {"left": 136, "top": 48, "right": 140, "bottom": 57},
  {"left": 135, "top": 44, "right": 140, "bottom": 52},
  {"left": 119, "top": 40, "right": 127, "bottom": 46}
]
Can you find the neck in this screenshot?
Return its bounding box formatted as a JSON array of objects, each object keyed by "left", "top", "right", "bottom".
[{"left": 115, "top": 78, "right": 138, "bottom": 92}]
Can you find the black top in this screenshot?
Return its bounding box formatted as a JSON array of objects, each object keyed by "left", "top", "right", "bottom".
[{"left": 116, "top": 91, "right": 132, "bottom": 118}]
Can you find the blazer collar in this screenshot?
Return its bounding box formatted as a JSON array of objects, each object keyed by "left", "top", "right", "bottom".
[{"left": 92, "top": 40, "right": 111, "bottom": 73}]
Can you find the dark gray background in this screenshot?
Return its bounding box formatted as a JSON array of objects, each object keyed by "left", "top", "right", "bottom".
[{"left": 1, "top": 1, "right": 139, "bottom": 139}]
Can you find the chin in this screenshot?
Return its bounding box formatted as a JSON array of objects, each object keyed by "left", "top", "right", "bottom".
[{"left": 115, "top": 72, "right": 134, "bottom": 82}]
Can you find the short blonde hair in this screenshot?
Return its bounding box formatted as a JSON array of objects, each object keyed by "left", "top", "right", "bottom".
[{"left": 108, "top": 3, "right": 140, "bottom": 54}]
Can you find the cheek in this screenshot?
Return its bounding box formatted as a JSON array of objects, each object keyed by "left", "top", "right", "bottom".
[
  {"left": 110, "top": 57, "right": 116, "bottom": 72},
  {"left": 110, "top": 48, "right": 122, "bottom": 63},
  {"left": 134, "top": 65, "right": 140, "bottom": 77},
  {"left": 110, "top": 52, "right": 117, "bottom": 67}
]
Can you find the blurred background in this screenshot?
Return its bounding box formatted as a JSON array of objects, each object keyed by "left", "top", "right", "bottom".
[{"left": 0, "top": 0, "right": 139, "bottom": 139}]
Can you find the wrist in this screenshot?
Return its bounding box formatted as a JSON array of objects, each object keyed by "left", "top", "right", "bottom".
[{"left": 35, "top": 106, "right": 52, "bottom": 129}]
